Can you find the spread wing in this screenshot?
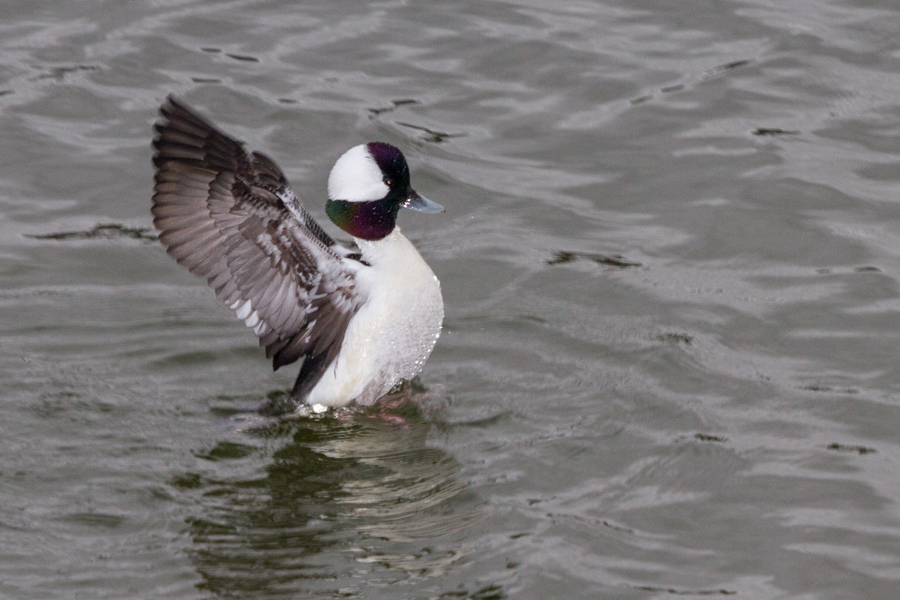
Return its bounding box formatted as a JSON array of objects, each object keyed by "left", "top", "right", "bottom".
[{"left": 151, "top": 96, "right": 363, "bottom": 392}]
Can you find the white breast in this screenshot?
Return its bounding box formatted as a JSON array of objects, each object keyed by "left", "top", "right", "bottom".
[{"left": 304, "top": 227, "right": 443, "bottom": 407}]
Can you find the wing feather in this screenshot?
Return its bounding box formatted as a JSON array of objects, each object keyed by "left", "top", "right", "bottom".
[{"left": 152, "top": 96, "right": 364, "bottom": 399}]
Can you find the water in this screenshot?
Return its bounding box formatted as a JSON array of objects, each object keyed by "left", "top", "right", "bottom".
[{"left": 2, "top": 0, "right": 900, "bottom": 598}]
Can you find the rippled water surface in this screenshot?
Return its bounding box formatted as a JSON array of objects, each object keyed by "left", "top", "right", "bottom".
[{"left": 3, "top": 1, "right": 900, "bottom": 598}]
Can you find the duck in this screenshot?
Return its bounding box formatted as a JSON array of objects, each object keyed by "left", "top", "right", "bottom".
[{"left": 151, "top": 96, "right": 444, "bottom": 409}]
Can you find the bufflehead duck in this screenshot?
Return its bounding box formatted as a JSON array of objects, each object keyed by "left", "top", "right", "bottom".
[{"left": 152, "top": 97, "right": 444, "bottom": 409}]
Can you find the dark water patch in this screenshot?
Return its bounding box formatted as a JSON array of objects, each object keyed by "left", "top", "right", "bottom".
[
  {"left": 800, "top": 385, "right": 859, "bottom": 394},
  {"left": 369, "top": 98, "right": 419, "bottom": 115},
  {"left": 200, "top": 47, "right": 221, "bottom": 53},
  {"left": 547, "top": 250, "right": 642, "bottom": 269},
  {"left": 0, "top": 90, "right": 13, "bottom": 97},
  {"left": 708, "top": 59, "right": 753, "bottom": 74},
  {"left": 225, "top": 53, "right": 259, "bottom": 63},
  {"left": 600, "top": 519, "right": 636, "bottom": 534},
  {"left": 194, "top": 441, "right": 258, "bottom": 462},
  {"left": 753, "top": 128, "right": 801, "bottom": 136},
  {"left": 632, "top": 585, "right": 736, "bottom": 596},
  {"left": 207, "top": 394, "right": 283, "bottom": 420},
  {"left": 171, "top": 473, "right": 204, "bottom": 490},
  {"left": 630, "top": 94, "right": 654, "bottom": 105},
  {"left": 815, "top": 266, "right": 881, "bottom": 275},
  {"left": 803, "top": 384, "right": 832, "bottom": 392},
  {"left": 397, "top": 121, "right": 466, "bottom": 143},
  {"left": 825, "top": 443, "right": 876, "bottom": 455},
  {"left": 439, "top": 584, "right": 505, "bottom": 600},
  {"left": 694, "top": 433, "right": 728, "bottom": 443},
  {"left": 59, "top": 512, "right": 126, "bottom": 529},
  {"left": 191, "top": 77, "right": 220, "bottom": 84},
  {"left": 26, "top": 223, "right": 157, "bottom": 243},
  {"left": 656, "top": 332, "right": 694, "bottom": 345},
  {"left": 147, "top": 349, "right": 237, "bottom": 369},
  {"left": 466, "top": 584, "right": 505, "bottom": 600}
]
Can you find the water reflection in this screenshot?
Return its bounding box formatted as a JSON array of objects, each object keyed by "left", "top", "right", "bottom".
[{"left": 179, "top": 400, "right": 480, "bottom": 598}]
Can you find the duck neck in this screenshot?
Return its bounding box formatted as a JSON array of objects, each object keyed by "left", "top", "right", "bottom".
[{"left": 326, "top": 198, "right": 399, "bottom": 241}]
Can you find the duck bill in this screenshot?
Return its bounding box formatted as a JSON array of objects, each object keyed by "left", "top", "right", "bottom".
[{"left": 402, "top": 189, "right": 444, "bottom": 213}]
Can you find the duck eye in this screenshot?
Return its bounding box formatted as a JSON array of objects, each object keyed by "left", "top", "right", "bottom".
[{"left": 383, "top": 177, "right": 393, "bottom": 186}]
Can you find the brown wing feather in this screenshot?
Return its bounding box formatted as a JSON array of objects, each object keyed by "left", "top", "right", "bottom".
[{"left": 151, "top": 96, "right": 363, "bottom": 397}]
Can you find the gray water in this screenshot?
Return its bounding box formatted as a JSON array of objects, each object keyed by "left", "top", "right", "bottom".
[{"left": 2, "top": 1, "right": 900, "bottom": 598}]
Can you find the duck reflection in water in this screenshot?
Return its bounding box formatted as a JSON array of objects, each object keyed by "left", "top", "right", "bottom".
[{"left": 178, "top": 397, "right": 482, "bottom": 597}]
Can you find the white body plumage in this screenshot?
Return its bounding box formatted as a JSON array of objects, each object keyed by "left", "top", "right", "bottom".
[{"left": 305, "top": 227, "right": 443, "bottom": 407}]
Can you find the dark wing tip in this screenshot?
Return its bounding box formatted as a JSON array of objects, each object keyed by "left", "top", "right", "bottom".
[
  {"left": 152, "top": 96, "right": 248, "bottom": 174},
  {"left": 156, "top": 95, "right": 206, "bottom": 128}
]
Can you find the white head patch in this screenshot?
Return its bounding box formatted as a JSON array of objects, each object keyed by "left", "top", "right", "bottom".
[{"left": 327, "top": 144, "right": 390, "bottom": 202}]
